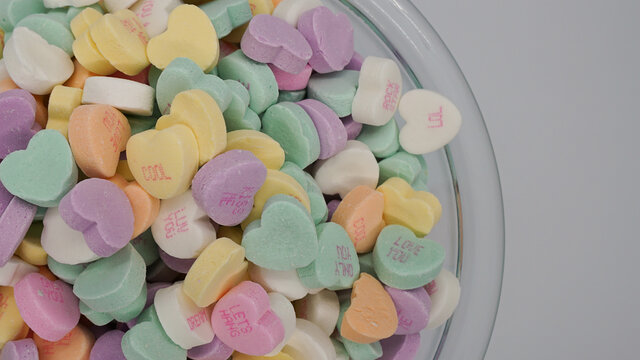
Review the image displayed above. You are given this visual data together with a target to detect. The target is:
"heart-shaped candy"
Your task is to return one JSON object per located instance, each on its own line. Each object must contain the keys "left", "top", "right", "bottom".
{"left": 280, "top": 161, "right": 328, "bottom": 224}
{"left": 58, "top": 178, "right": 134, "bottom": 257}
{"left": 103, "top": 0, "right": 138, "bottom": 12}
{"left": 0, "top": 257, "right": 37, "bottom": 286}
{"left": 379, "top": 334, "right": 420, "bottom": 360}
{"left": 184, "top": 238, "right": 248, "bottom": 307}
{"left": 356, "top": 119, "right": 400, "bottom": 159}
{"left": 46, "top": 85, "right": 83, "bottom": 140}
{"left": 147, "top": 4, "right": 219, "bottom": 72}
{"left": 14, "top": 272, "right": 80, "bottom": 341}
{"left": 346, "top": 51, "right": 364, "bottom": 71}
{"left": 297, "top": 223, "right": 359, "bottom": 290}
{"left": 340, "top": 336, "right": 382, "bottom": 359}
{"left": 0, "top": 89, "right": 37, "bottom": 159}
{"left": 241, "top": 14, "right": 312, "bottom": 74}
{"left": 89, "top": 330, "right": 126, "bottom": 360}
{"left": 156, "top": 57, "right": 232, "bottom": 115}
{"left": 108, "top": 175, "right": 160, "bottom": 239}
{"left": 266, "top": 292, "right": 297, "bottom": 356}
{"left": 127, "top": 124, "right": 199, "bottom": 199}
{"left": 82, "top": 76, "right": 155, "bottom": 116}
{"left": 249, "top": 264, "right": 309, "bottom": 302}
{"left": 376, "top": 177, "right": 442, "bottom": 237}
{"left": 156, "top": 89, "right": 227, "bottom": 166}
{"left": 0, "top": 338, "right": 38, "bottom": 360}
{"left": 131, "top": 0, "right": 182, "bottom": 37}
{"left": 242, "top": 194, "right": 318, "bottom": 271}
{"left": 223, "top": 79, "right": 254, "bottom": 131}
{"left": 68, "top": 105, "right": 131, "bottom": 179}
{"left": 313, "top": 140, "right": 379, "bottom": 198}
{"left": 15, "top": 13, "right": 75, "bottom": 56}
{"left": 373, "top": 225, "right": 444, "bottom": 289}
{"left": 272, "top": 0, "right": 323, "bottom": 27}
{"left": 425, "top": 269, "right": 460, "bottom": 330}
{"left": 298, "top": 6, "right": 354, "bottom": 73}
{"left": 293, "top": 290, "right": 340, "bottom": 336}
{"left": 0, "top": 0, "right": 46, "bottom": 32}
{"left": 341, "top": 115, "right": 363, "bottom": 140}
{"left": 44, "top": 0, "right": 100, "bottom": 8}
{"left": 281, "top": 318, "right": 336, "bottom": 360}
{"left": 211, "top": 281, "right": 285, "bottom": 356}
{"left": 122, "top": 316, "right": 187, "bottom": 360}
{"left": 226, "top": 130, "right": 285, "bottom": 170}
{"left": 378, "top": 151, "right": 423, "bottom": 185}
{"left": 200, "top": 0, "right": 253, "bottom": 39}
{"left": 192, "top": 150, "right": 267, "bottom": 226}
{"left": 0, "top": 129, "right": 78, "bottom": 208}
{"left": 41, "top": 207, "right": 100, "bottom": 265}
{"left": 307, "top": 70, "right": 359, "bottom": 117}
{"left": 0, "top": 181, "right": 37, "bottom": 266}
{"left": 278, "top": 89, "right": 306, "bottom": 103}
{"left": 385, "top": 286, "right": 431, "bottom": 335}
{"left": 187, "top": 336, "right": 234, "bottom": 360}
{"left": 352, "top": 56, "right": 402, "bottom": 126}
{"left": 32, "top": 325, "right": 95, "bottom": 359}
{"left": 399, "top": 89, "right": 462, "bottom": 154}
{"left": 297, "top": 99, "right": 348, "bottom": 160}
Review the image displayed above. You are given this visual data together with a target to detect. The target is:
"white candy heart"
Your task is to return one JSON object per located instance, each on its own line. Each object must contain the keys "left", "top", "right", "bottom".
{"left": 313, "top": 140, "right": 379, "bottom": 198}
{"left": 43, "top": 0, "right": 100, "bottom": 8}
{"left": 266, "top": 292, "right": 297, "bottom": 356}
{"left": 0, "top": 59, "right": 10, "bottom": 82}
{"left": 293, "top": 290, "right": 339, "bottom": 336}
{"left": 249, "top": 264, "right": 309, "bottom": 301}
{"left": 41, "top": 207, "right": 100, "bottom": 265}
{"left": 425, "top": 269, "right": 461, "bottom": 329}
{"left": 351, "top": 56, "right": 402, "bottom": 126}
{"left": 4, "top": 27, "right": 74, "bottom": 95}
{"left": 0, "top": 257, "right": 38, "bottom": 286}
{"left": 151, "top": 190, "right": 217, "bottom": 259}
{"left": 104, "top": 0, "right": 138, "bottom": 12}
{"left": 155, "top": 282, "right": 215, "bottom": 349}
{"left": 272, "top": 0, "right": 323, "bottom": 27}
{"left": 399, "top": 89, "right": 462, "bottom": 155}
{"left": 131, "top": 0, "right": 182, "bottom": 38}
{"left": 282, "top": 319, "right": 336, "bottom": 360}
{"left": 82, "top": 76, "right": 155, "bottom": 116}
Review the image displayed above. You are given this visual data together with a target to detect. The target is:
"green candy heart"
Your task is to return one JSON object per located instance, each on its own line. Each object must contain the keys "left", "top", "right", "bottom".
{"left": 278, "top": 90, "right": 306, "bottom": 103}
{"left": 412, "top": 171, "right": 429, "bottom": 192}
{"left": 332, "top": 338, "right": 350, "bottom": 360}
{"left": 372, "top": 225, "right": 445, "bottom": 290}
{"left": 109, "top": 283, "right": 147, "bottom": 322}
{"left": 130, "top": 229, "right": 159, "bottom": 266}
{"left": 0, "top": 129, "right": 78, "bottom": 207}
{"left": 262, "top": 102, "right": 320, "bottom": 169}
{"left": 242, "top": 194, "right": 318, "bottom": 271}
{"left": 200, "top": 0, "right": 252, "bottom": 38}
{"left": 148, "top": 66, "right": 162, "bottom": 89}
{"left": 127, "top": 115, "right": 158, "bottom": 136}
{"left": 307, "top": 70, "right": 360, "bottom": 117}
{"left": 47, "top": 256, "right": 84, "bottom": 285}
{"left": 47, "top": 4, "right": 103, "bottom": 26}
{"left": 357, "top": 119, "right": 400, "bottom": 159}
{"left": 14, "top": 14, "right": 74, "bottom": 55}
{"left": 297, "top": 222, "right": 359, "bottom": 290}
{"left": 73, "top": 244, "right": 146, "bottom": 312}
{"left": 137, "top": 304, "right": 160, "bottom": 325}
{"left": 217, "top": 50, "right": 278, "bottom": 114}
{"left": 357, "top": 252, "right": 377, "bottom": 278}
{"left": 378, "top": 151, "right": 423, "bottom": 185}
{"left": 208, "top": 66, "right": 218, "bottom": 76}
{"left": 0, "top": 0, "right": 46, "bottom": 32}
{"left": 156, "top": 57, "right": 232, "bottom": 115}
{"left": 80, "top": 301, "right": 114, "bottom": 326}
{"left": 280, "top": 161, "right": 327, "bottom": 224}
{"left": 122, "top": 317, "right": 187, "bottom": 360}
{"left": 341, "top": 336, "right": 382, "bottom": 360}
{"left": 223, "top": 79, "right": 253, "bottom": 131}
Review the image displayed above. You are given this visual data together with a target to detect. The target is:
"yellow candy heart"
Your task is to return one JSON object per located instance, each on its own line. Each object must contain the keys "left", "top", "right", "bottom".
{"left": 0, "top": 287, "right": 29, "bottom": 348}
{"left": 72, "top": 30, "right": 117, "bottom": 75}
{"left": 223, "top": 0, "right": 274, "bottom": 43}
{"left": 147, "top": 4, "right": 219, "bottom": 71}
{"left": 226, "top": 130, "right": 285, "bottom": 170}
{"left": 156, "top": 89, "right": 226, "bottom": 166}
{"left": 70, "top": 7, "right": 103, "bottom": 38}
{"left": 241, "top": 169, "right": 311, "bottom": 229}
{"left": 90, "top": 9, "right": 150, "bottom": 76}
{"left": 183, "top": 237, "right": 249, "bottom": 307}
{"left": 376, "top": 177, "right": 442, "bottom": 237}
{"left": 116, "top": 159, "right": 135, "bottom": 181}
{"left": 46, "top": 85, "right": 83, "bottom": 139}
{"left": 233, "top": 352, "right": 294, "bottom": 360}
{"left": 127, "top": 124, "right": 199, "bottom": 199}
{"left": 15, "top": 223, "right": 47, "bottom": 266}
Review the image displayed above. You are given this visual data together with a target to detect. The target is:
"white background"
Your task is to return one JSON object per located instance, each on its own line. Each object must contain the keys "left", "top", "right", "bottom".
{"left": 411, "top": 1, "right": 640, "bottom": 359}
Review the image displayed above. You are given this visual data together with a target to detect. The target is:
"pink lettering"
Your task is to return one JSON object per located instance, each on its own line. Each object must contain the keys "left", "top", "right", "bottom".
{"left": 428, "top": 106, "right": 444, "bottom": 128}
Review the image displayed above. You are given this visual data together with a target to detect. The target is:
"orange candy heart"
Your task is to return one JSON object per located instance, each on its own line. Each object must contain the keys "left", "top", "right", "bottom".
{"left": 33, "top": 325, "right": 95, "bottom": 360}
{"left": 108, "top": 174, "right": 160, "bottom": 238}
{"left": 331, "top": 186, "right": 385, "bottom": 253}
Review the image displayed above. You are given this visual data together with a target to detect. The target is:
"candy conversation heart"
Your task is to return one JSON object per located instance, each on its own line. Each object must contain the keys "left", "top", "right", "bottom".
{"left": 0, "top": 130, "right": 78, "bottom": 208}
{"left": 398, "top": 89, "right": 462, "bottom": 155}
{"left": 108, "top": 175, "right": 160, "bottom": 239}
{"left": 272, "top": 0, "right": 323, "bottom": 27}
{"left": 90, "top": 330, "right": 126, "bottom": 360}
{"left": 356, "top": 119, "right": 400, "bottom": 159}
{"left": 297, "top": 99, "right": 348, "bottom": 160}
{"left": 378, "top": 151, "right": 423, "bottom": 185}
{"left": 46, "top": 85, "right": 83, "bottom": 139}
{"left": 41, "top": 207, "right": 100, "bottom": 266}
{"left": 379, "top": 334, "right": 421, "bottom": 360}
{"left": 0, "top": 181, "right": 37, "bottom": 267}
{"left": 0, "top": 89, "right": 37, "bottom": 160}
{"left": 122, "top": 317, "right": 187, "bottom": 360}
{"left": 293, "top": 290, "right": 340, "bottom": 336}
{"left": 280, "top": 161, "right": 327, "bottom": 224}
{"left": 1, "top": 338, "right": 39, "bottom": 360}
{"left": 226, "top": 130, "right": 286, "bottom": 170}
{"left": 200, "top": 0, "right": 253, "bottom": 39}
{"left": 131, "top": 0, "right": 182, "bottom": 38}
{"left": 306, "top": 70, "right": 359, "bottom": 117}
{"left": 281, "top": 319, "right": 336, "bottom": 360}
{"left": 82, "top": 76, "right": 155, "bottom": 116}
{"left": 352, "top": 56, "right": 402, "bottom": 126}
{"left": 425, "top": 269, "right": 461, "bottom": 330}
{"left": 187, "top": 336, "right": 234, "bottom": 360}
{"left": 385, "top": 286, "right": 431, "bottom": 335}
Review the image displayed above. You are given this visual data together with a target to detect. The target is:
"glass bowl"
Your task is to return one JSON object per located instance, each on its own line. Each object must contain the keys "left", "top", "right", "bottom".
{"left": 320, "top": 0, "right": 505, "bottom": 358}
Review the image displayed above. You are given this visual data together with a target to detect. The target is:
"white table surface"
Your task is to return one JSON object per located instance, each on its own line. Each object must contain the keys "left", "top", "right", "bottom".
{"left": 412, "top": 1, "right": 640, "bottom": 359}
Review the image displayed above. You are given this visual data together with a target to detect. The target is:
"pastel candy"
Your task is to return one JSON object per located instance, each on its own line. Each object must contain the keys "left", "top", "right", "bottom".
{"left": 108, "top": 175, "right": 160, "bottom": 239}
{"left": 265, "top": 292, "right": 297, "bottom": 356}
{"left": 47, "top": 256, "right": 84, "bottom": 285}
{"left": 0, "top": 0, "right": 46, "bottom": 32}
{"left": 226, "top": 131, "right": 285, "bottom": 170}
{"left": 242, "top": 194, "right": 318, "bottom": 271}
{"left": 293, "top": 290, "right": 340, "bottom": 336}
{"left": 281, "top": 319, "right": 336, "bottom": 360}
{"left": 385, "top": 286, "right": 430, "bottom": 335}
{"left": 0, "top": 287, "right": 29, "bottom": 349}
{"left": 200, "top": 0, "right": 253, "bottom": 38}
{"left": 297, "top": 6, "right": 354, "bottom": 73}
{"left": 346, "top": 52, "right": 364, "bottom": 71}
{"left": 377, "top": 177, "right": 442, "bottom": 237}
{"left": 109, "top": 281, "right": 147, "bottom": 322}
{"left": 41, "top": 207, "right": 100, "bottom": 265}
{"left": 0, "top": 89, "right": 36, "bottom": 159}
{"left": 341, "top": 115, "right": 363, "bottom": 140}
{"left": 69, "top": 7, "right": 103, "bottom": 38}
{"left": 425, "top": 269, "right": 460, "bottom": 329}
{"left": 0, "top": 129, "right": 78, "bottom": 208}
{"left": 378, "top": 151, "right": 423, "bottom": 185}
{"left": 89, "top": 330, "right": 126, "bottom": 360}
{"left": 278, "top": 89, "right": 306, "bottom": 103}
{"left": 222, "top": 0, "right": 274, "bottom": 43}
{"left": 14, "top": 13, "right": 74, "bottom": 56}
{"left": 64, "top": 59, "right": 96, "bottom": 89}
{"left": 58, "top": 178, "right": 134, "bottom": 257}
{"left": 71, "top": 28, "right": 117, "bottom": 76}
{"left": 340, "top": 337, "right": 382, "bottom": 360}
{"left": 17, "top": 225, "right": 45, "bottom": 266}
{"left": 187, "top": 336, "right": 234, "bottom": 360}
{"left": 326, "top": 199, "right": 340, "bottom": 221}
{"left": 332, "top": 338, "right": 349, "bottom": 360}
{"left": 357, "top": 120, "right": 400, "bottom": 159}
{"left": 46, "top": 85, "right": 83, "bottom": 139}
{"left": 297, "top": 99, "right": 348, "bottom": 159}
{"left": 262, "top": 102, "right": 320, "bottom": 169}
{"left": 249, "top": 264, "right": 309, "bottom": 301}
{"left": 352, "top": 57, "right": 402, "bottom": 126}
{"left": 183, "top": 238, "right": 249, "bottom": 307}
{"left": 373, "top": 225, "right": 444, "bottom": 289}
{"left": 151, "top": 189, "right": 216, "bottom": 259}
{"left": 217, "top": 50, "right": 278, "bottom": 114}
{"left": 1, "top": 338, "right": 38, "bottom": 360}
{"left": 307, "top": 70, "right": 359, "bottom": 117}
{"left": 192, "top": 150, "right": 267, "bottom": 226}
{"left": 379, "top": 334, "right": 420, "bottom": 360}
{"left": 398, "top": 89, "right": 462, "bottom": 154}
{"left": 68, "top": 105, "right": 131, "bottom": 178}
{"left": 14, "top": 273, "right": 80, "bottom": 341}
{"left": 297, "top": 222, "right": 359, "bottom": 290}
{"left": 73, "top": 244, "right": 146, "bottom": 312}
{"left": 0, "top": 181, "right": 37, "bottom": 267}
{"left": 82, "top": 77, "right": 155, "bottom": 116}
{"left": 147, "top": 4, "right": 219, "bottom": 72}
{"left": 159, "top": 248, "right": 195, "bottom": 274}
{"left": 127, "top": 115, "right": 157, "bottom": 136}
{"left": 32, "top": 325, "right": 95, "bottom": 360}
{"left": 222, "top": 79, "right": 252, "bottom": 131}
{"left": 272, "top": 0, "right": 323, "bottom": 27}
{"left": 104, "top": 0, "right": 138, "bottom": 12}
{"left": 211, "top": 281, "right": 285, "bottom": 356}
{"left": 233, "top": 352, "right": 294, "bottom": 360}
{"left": 358, "top": 252, "right": 377, "bottom": 278}
{"left": 156, "top": 57, "right": 231, "bottom": 116}
{"left": 80, "top": 301, "right": 113, "bottom": 326}
{"left": 269, "top": 63, "right": 311, "bottom": 91}
{"left": 131, "top": 0, "right": 182, "bottom": 38}
{"left": 122, "top": 316, "right": 187, "bottom": 360}
{"left": 280, "top": 162, "right": 328, "bottom": 224}
{"left": 0, "top": 257, "right": 37, "bottom": 287}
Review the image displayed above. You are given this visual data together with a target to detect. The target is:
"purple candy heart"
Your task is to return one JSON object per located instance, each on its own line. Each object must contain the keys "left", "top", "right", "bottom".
{"left": 1, "top": 338, "right": 38, "bottom": 360}
{"left": 327, "top": 199, "right": 341, "bottom": 221}
{"left": 58, "top": 178, "right": 134, "bottom": 257}
{"left": 241, "top": 14, "right": 312, "bottom": 74}
{"left": 298, "top": 6, "right": 354, "bottom": 73}
{"left": 158, "top": 248, "right": 195, "bottom": 274}
{"left": 346, "top": 51, "right": 364, "bottom": 71}
{"left": 0, "top": 89, "right": 37, "bottom": 159}
{"left": 297, "top": 99, "right": 348, "bottom": 159}
{"left": 187, "top": 336, "right": 234, "bottom": 360}
{"left": 341, "top": 115, "right": 363, "bottom": 140}
{"left": 90, "top": 330, "right": 127, "bottom": 360}
{"left": 380, "top": 334, "right": 421, "bottom": 360}
{"left": 0, "top": 179, "right": 37, "bottom": 266}
{"left": 385, "top": 285, "right": 431, "bottom": 335}
{"left": 192, "top": 150, "right": 267, "bottom": 227}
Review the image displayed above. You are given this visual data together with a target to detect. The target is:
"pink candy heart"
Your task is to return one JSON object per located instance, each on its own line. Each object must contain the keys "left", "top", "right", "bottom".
{"left": 0, "top": 89, "right": 37, "bottom": 159}
{"left": 14, "top": 273, "right": 80, "bottom": 341}
{"left": 298, "top": 6, "right": 354, "bottom": 73}
{"left": 211, "top": 281, "right": 284, "bottom": 356}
